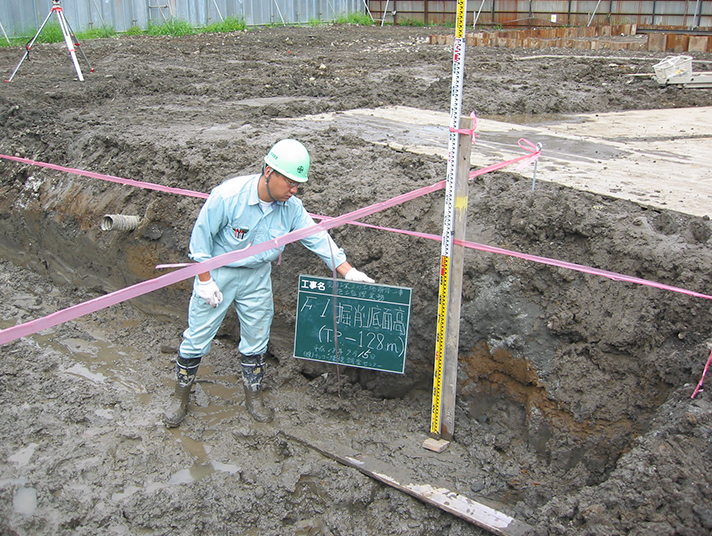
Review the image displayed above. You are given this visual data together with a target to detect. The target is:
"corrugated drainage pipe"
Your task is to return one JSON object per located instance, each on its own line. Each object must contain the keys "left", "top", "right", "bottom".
{"left": 101, "top": 214, "right": 140, "bottom": 231}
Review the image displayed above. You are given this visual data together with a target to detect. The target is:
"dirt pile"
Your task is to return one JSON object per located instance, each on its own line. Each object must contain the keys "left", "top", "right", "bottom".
{"left": 1, "top": 25, "right": 712, "bottom": 535}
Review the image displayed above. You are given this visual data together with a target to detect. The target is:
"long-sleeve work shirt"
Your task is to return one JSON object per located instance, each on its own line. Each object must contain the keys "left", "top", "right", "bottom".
{"left": 188, "top": 174, "right": 347, "bottom": 270}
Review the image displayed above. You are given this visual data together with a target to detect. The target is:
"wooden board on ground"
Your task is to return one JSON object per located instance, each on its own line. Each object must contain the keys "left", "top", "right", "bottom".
{"left": 284, "top": 431, "right": 533, "bottom": 536}
{"left": 280, "top": 105, "right": 712, "bottom": 219}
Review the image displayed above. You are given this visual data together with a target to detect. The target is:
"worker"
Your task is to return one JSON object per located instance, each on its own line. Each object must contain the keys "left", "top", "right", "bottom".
{"left": 164, "top": 139, "right": 374, "bottom": 427}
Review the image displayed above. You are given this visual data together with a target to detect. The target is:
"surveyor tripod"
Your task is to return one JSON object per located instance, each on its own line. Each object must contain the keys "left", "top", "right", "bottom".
{"left": 6, "top": 0, "right": 94, "bottom": 83}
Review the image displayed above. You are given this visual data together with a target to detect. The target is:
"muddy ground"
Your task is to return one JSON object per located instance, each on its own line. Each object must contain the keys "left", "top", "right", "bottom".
{"left": 1, "top": 24, "right": 712, "bottom": 535}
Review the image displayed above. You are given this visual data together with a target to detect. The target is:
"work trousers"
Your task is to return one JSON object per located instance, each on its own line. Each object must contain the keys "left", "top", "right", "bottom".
{"left": 179, "top": 263, "right": 273, "bottom": 359}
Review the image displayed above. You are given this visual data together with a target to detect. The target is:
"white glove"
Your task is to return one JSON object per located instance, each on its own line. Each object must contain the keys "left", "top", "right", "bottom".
{"left": 196, "top": 278, "right": 223, "bottom": 308}
{"left": 344, "top": 267, "right": 375, "bottom": 283}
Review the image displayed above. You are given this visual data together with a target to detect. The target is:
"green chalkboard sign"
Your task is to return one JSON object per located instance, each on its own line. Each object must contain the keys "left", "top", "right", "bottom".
{"left": 294, "top": 275, "right": 412, "bottom": 374}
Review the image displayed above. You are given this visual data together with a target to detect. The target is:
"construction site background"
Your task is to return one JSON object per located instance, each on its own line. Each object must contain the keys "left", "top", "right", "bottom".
{"left": 1, "top": 1, "right": 711, "bottom": 38}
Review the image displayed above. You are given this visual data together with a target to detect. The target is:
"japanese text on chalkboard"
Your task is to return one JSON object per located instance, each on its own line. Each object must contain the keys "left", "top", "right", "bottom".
{"left": 294, "top": 275, "right": 412, "bottom": 374}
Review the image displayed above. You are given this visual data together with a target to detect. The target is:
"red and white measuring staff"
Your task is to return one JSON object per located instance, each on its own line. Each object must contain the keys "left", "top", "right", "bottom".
{"left": 431, "top": 0, "right": 470, "bottom": 438}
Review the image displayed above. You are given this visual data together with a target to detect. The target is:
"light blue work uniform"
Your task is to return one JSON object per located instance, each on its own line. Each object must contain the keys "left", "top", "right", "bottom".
{"left": 179, "top": 173, "right": 347, "bottom": 359}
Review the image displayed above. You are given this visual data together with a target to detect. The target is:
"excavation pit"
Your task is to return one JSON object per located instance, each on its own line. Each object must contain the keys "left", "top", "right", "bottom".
{"left": 1, "top": 25, "right": 712, "bottom": 536}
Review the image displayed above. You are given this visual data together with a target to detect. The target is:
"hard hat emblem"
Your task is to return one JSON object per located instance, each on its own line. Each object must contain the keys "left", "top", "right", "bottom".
{"left": 297, "top": 166, "right": 304, "bottom": 174}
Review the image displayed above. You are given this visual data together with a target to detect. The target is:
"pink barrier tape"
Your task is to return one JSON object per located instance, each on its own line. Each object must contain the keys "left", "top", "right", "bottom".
{"left": 307, "top": 145, "right": 542, "bottom": 224}
{"left": 691, "top": 348, "right": 712, "bottom": 399}
{"left": 2, "top": 143, "right": 539, "bottom": 345}
{"left": 515, "top": 138, "right": 541, "bottom": 170}
{"left": 455, "top": 239, "right": 712, "bottom": 300}
{"left": 0, "top": 143, "right": 537, "bottom": 347}
{"left": 4, "top": 143, "right": 709, "bottom": 393}
{"left": 0, "top": 174, "right": 459, "bottom": 346}
{"left": 0, "top": 154, "right": 209, "bottom": 199}
{"left": 315, "top": 217, "right": 712, "bottom": 395}
{"left": 449, "top": 111, "right": 478, "bottom": 143}
{"left": 313, "top": 219, "right": 712, "bottom": 301}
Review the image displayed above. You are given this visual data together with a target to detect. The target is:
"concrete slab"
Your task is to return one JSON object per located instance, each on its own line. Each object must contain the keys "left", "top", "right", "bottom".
{"left": 280, "top": 105, "right": 712, "bottom": 218}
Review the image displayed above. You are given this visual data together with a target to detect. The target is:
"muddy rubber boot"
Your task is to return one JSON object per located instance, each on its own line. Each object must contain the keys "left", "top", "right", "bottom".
{"left": 163, "top": 357, "right": 200, "bottom": 428}
{"left": 241, "top": 354, "right": 274, "bottom": 423}
{"left": 164, "top": 381, "right": 193, "bottom": 428}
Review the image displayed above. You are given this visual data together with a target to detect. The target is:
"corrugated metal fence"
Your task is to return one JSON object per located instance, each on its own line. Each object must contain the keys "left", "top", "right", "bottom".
{"left": 370, "top": 1, "right": 711, "bottom": 29}
{"left": 1, "top": 1, "right": 709, "bottom": 38}
{"left": 0, "top": 0, "right": 366, "bottom": 37}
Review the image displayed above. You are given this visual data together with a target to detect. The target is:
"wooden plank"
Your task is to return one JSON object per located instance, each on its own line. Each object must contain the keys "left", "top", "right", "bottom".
{"left": 422, "top": 437, "right": 450, "bottom": 452}
{"left": 438, "top": 115, "right": 473, "bottom": 441}
{"left": 285, "top": 432, "right": 534, "bottom": 536}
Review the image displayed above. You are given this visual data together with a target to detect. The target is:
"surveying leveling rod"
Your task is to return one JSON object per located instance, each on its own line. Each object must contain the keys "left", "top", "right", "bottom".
{"left": 6, "top": 0, "right": 94, "bottom": 83}
{"left": 430, "top": 0, "right": 469, "bottom": 442}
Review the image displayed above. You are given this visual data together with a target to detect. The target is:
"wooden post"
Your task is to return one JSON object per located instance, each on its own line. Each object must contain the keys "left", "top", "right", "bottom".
{"left": 429, "top": 0, "right": 469, "bottom": 448}
{"left": 439, "top": 114, "right": 473, "bottom": 442}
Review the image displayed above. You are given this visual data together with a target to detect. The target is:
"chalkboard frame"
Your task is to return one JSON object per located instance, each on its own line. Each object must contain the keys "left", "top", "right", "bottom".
{"left": 293, "top": 275, "right": 412, "bottom": 374}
